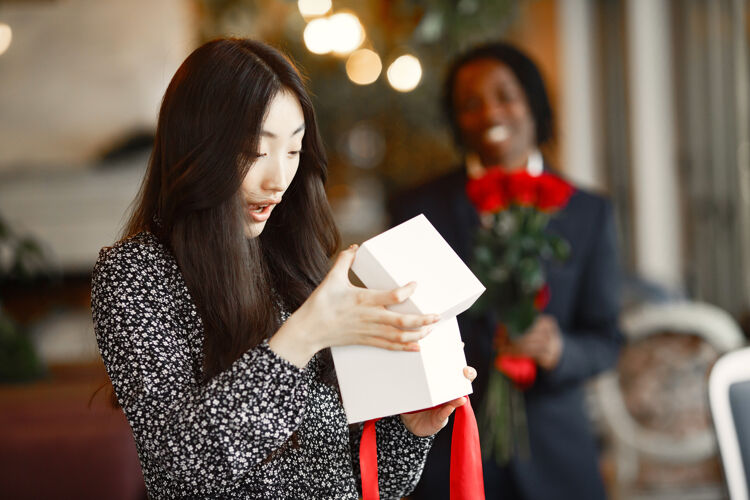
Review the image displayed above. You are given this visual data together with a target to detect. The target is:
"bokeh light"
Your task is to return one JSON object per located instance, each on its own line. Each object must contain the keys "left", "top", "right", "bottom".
{"left": 303, "top": 17, "right": 332, "bottom": 54}
{"left": 386, "top": 54, "right": 422, "bottom": 92}
{"left": 0, "top": 23, "right": 12, "bottom": 56}
{"left": 297, "top": 0, "right": 332, "bottom": 18}
{"left": 341, "top": 121, "right": 386, "bottom": 169}
{"left": 345, "top": 49, "right": 382, "bottom": 85}
{"left": 328, "top": 12, "right": 364, "bottom": 55}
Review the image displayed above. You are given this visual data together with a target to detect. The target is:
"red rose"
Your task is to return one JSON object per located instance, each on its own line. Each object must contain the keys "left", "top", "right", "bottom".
{"left": 505, "top": 170, "right": 538, "bottom": 206}
{"left": 533, "top": 284, "right": 550, "bottom": 311}
{"left": 466, "top": 168, "right": 507, "bottom": 213}
{"left": 536, "top": 173, "right": 574, "bottom": 211}
{"left": 495, "top": 354, "right": 537, "bottom": 390}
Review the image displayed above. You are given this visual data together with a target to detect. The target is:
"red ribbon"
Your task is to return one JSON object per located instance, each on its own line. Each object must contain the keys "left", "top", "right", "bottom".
{"left": 360, "top": 418, "right": 382, "bottom": 500}
{"left": 359, "top": 399, "right": 485, "bottom": 500}
{"left": 495, "top": 354, "right": 537, "bottom": 390}
{"left": 451, "top": 399, "right": 485, "bottom": 500}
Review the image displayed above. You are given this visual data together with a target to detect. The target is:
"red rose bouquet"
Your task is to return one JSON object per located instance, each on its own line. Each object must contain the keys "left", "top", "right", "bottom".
{"left": 466, "top": 167, "right": 573, "bottom": 465}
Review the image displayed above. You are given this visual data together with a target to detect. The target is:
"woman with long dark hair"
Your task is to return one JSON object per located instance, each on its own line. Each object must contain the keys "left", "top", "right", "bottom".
{"left": 92, "top": 38, "right": 474, "bottom": 499}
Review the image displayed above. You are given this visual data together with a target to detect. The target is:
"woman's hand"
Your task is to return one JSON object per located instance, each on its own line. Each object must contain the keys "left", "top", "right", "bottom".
{"left": 269, "top": 245, "right": 441, "bottom": 367}
{"left": 400, "top": 366, "right": 477, "bottom": 437}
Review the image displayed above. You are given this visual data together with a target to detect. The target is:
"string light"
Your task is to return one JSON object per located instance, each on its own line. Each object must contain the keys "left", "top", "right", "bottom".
{"left": 303, "top": 17, "right": 333, "bottom": 54}
{"left": 298, "top": 0, "right": 332, "bottom": 18}
{"left": 0, "top": 23, "right": 12, "bottom": 56}
{"left": 328, "top": 12, "right": 364, "bottom": 55}
{"left": 386, "top": 54, "right": 422, "bottom": 92}
{"left": 345, "top": 48, "right": 381, "bottom": 85}
{"left": 300, "top": 7, "right": 419, "bottom": 94}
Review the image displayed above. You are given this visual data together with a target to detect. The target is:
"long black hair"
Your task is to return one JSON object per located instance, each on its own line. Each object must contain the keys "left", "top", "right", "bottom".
{"left": 124, "top": 38, "right": 340, "bottom": 380}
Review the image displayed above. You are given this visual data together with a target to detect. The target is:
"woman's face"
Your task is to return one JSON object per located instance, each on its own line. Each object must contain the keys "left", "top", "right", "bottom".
{"left": 452, "top": 58, "right": 536, "bottom": 170}
{"left": 241, "top": 90, "right": 305, "bottom": 238}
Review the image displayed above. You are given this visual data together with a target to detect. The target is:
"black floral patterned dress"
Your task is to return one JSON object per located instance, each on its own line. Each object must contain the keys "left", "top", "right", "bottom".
{"left": 91, "top": 232, "right": 432, "bottom": 499}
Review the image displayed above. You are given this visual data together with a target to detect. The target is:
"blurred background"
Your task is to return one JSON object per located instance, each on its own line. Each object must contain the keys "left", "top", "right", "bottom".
{"left": 0, "top": 0, "right": 749, "bottom": 499}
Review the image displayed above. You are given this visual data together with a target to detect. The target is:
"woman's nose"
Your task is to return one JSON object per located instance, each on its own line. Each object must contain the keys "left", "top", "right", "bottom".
{"left": 261, "top": 159, "right": 289, "bottom": 192}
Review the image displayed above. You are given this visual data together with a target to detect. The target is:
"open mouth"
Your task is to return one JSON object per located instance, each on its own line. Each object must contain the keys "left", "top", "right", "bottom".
{"left": 483, "top": 124, "right": 510, "bottom": 143}
{"left": 246, "top": 200, "right": 279, "bottom": 222}
{"left": 249, "top": 203, "right": 270, "bottom": 213}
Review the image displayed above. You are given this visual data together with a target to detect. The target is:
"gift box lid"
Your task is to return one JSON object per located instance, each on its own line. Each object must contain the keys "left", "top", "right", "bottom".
{"left": 351, "top": 214, "right": 485, "bottom": 319}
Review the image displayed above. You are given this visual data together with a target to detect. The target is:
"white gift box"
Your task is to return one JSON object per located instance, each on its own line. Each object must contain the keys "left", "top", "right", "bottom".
{"left": 348, "top": 214, "right": 485, "bottom": 320}
{"left": 331, "top": 214, "right": 486, "bottom": 423}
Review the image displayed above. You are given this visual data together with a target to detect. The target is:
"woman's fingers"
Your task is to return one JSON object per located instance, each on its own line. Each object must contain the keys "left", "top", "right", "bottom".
{"left": 317, "top": 257, "right": 448, "bottom": 351}
{"left": 463, "top": 366, "right": 477, "bottom": 382}
{"left": 357, "top": 324, "right": 431, "bottom": 345}
{"left": 435, "top": 396, "right": 468, "bottom": 423}
{"left": 359, "top": 282, "right": 418, "bottom": 306}
{"left": 364, "top": 336, "right": 421, "bottom": 352}
{"left": 352, "top": 322, "right": 437, "bottom": 350}
{"left": 350, "top": 285, "right": 440, "bottom": 347}
{"left": 329, "top": 244, "right": 359, "bottom": 278}
{"left": 369, "top": 309, "right": 441, "bottom": 330}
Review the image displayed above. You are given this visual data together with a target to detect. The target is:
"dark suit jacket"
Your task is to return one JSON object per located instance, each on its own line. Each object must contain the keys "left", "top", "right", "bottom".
{"left": 388, "top": 168, "right": 623, "bottom": 500}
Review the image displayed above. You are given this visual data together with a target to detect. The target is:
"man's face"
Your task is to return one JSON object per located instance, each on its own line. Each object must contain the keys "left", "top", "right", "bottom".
{"left": 453, "top": 58, "right": 536, "bottom": 170}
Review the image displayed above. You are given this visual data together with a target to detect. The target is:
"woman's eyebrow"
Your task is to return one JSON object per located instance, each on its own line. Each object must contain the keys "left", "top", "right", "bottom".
{"left": 261, "top": 123, "right": 306, "bottom": 138}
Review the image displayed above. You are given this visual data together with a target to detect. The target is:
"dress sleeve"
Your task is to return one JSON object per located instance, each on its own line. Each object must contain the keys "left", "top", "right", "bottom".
{"left": 348, "top": 416, "right": 433, "bottom": 500}
{"left": 537, "top": 198, "right": 624, "bottom": 389}
{"left": 91, "top": 243, "right": 310, "bottom": 494}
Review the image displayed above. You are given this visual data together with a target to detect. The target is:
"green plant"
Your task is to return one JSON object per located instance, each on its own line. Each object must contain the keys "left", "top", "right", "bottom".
{"left": 0, "top": 215, "right": 48, "bottom": 383}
